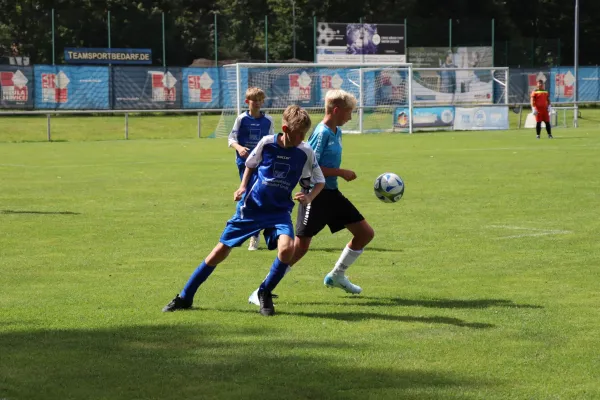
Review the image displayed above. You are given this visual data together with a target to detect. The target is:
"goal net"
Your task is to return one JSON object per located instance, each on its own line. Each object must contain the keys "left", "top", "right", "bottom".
{"left": 215, "top": 63, "right": 414, "bottom": 137}
{"left": 215, "top": 64, "right": 509, "bottom": 136}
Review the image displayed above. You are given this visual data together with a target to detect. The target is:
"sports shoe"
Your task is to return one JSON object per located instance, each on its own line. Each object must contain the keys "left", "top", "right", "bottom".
{"left": 248, "top": 235, "right": 259, "bottom": 251}
{"left": 548, "top": 134, "right": 554, "bottom": 139}
{"left": 257, "top": 290, "right": 275, "bottom": 316}
{"left": 248, "top": 288, "right": 278, "bottom": 306}
{"left": 536, "top": 135, "right": 540, "bottom": 139}
{"left": 324, "top": 273, "right": 362, "bottom": 294}
{"left": 162, "top": 294, "right": 192, "bottom": 312}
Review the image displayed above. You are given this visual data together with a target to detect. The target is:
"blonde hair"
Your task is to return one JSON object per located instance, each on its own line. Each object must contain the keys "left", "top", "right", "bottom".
{"left": 245, "top": 87, "right": 266, "bottom": 101}
{"left": 325, "top": 89, "right": 357, "bottom": 112}
{"left": 282, "top": 105, "right": 312, "bottom": 134}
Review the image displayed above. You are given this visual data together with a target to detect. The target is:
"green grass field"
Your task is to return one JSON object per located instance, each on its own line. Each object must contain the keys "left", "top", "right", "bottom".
{"left": 1, "top": 117, "right": 600, "bottom": 399}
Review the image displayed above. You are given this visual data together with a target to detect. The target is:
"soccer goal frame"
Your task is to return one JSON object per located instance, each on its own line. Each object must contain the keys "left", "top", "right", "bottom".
{"left": 222, "top": 62, "right": 415, "bottom": 134}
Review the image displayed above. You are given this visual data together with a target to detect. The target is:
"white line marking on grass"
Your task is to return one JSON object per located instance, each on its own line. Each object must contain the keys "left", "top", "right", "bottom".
{"left": 487, "top": 225, "right": 572, "bottom": 239}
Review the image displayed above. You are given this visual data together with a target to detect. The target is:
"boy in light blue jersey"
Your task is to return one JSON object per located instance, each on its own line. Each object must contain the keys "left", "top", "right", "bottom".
{"left": 248, "top": 89, "right": 375, "bottom": 305}
{"left": 228, "top": 87, "right": 275, "bottom": 250}
{"left": 164, "top": 105, "right": 325, "bottom": 316}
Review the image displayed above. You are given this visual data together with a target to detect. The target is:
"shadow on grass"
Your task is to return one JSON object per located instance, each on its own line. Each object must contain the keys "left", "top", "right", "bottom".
{"left": 311, "top": 247, "right": 404, "bottom": 253}
{"left": 217, "top": 308, "right": 493, "bottom": 329}
{"left": 289, "top": 297, "right": 543, "bottom": 310}
{"left": 278, "top": 311, "right": 494, "bottom": 329}
{"left": 1, "top": 209, "right": 80, "bottom": 215}
{"left": 0, "top": 324, "right": 485, "bottom": 400}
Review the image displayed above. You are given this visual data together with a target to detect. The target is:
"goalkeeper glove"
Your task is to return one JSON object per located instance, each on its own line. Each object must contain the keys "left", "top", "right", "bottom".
{"left": 532, "top": 108, "right": 538, "bottom": 116}
{"left": 547, "top": 105, "right": 553, "bottom": 113}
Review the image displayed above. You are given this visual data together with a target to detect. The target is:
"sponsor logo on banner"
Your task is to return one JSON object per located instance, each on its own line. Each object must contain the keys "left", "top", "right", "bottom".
{"left": 41, "top": 71, "right": 70, "bottom": 103}
{"left": 188, "top": 72, "right": 213, "bottom": 103}
{"left": 321, "top": 73, "right": 343, "bottom": 95}
{"left": 474, "top": 109, "right": 487, "bottom": 127}
{"left": 149, "top": 71, "right": 177, "bottom": 102}
{"left": 0, "top": 70, "right": 29, "bottom": 102}
{"left": 381, "top": 70, "right": 404, "bottom": 100}
{"left": 555, "top": 71, "right": 575, "bottom": 98}
{"left": 289, "top": 71, "right": 311, "bottom": 101}
{"left": 528, "top": 72, "right": 547, "bottom": 94}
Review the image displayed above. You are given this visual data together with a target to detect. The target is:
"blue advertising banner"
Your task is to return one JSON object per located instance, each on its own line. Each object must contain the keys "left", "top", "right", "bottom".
{"left": 318, "top": 69, "right": 360, "bottom": 105}
{"left": 394, "top": 106, "right": 455, "bottom": 131}
{"left": 0, "top": 66, "right": 34, "bottom": 109}
{"left": 247, "top": 67, "right": 318, "bottom": 108}
{"left": 182, "top": 68, "right": 221, "bottom": 109}
{"left": 453, "top": 106, "right": 508, "bottom": 130}
{"left": 34, "top": 65, "right": 109, "bottom": 109}
{"left": 112, "top": 67, "right": 182, "bottom": 110}
{"left": 65, "top": 48, "right": 152, "bottom": 65}
{"left": 550, "top": 66, "right": 600, "bottom": 103}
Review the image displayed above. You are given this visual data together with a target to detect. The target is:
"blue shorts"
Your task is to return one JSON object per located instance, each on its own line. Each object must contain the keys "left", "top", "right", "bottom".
{"left": 219, "top": 213, "right": 294, "bottom": 250}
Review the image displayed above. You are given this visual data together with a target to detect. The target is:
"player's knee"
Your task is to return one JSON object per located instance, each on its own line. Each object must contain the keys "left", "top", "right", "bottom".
{"left": 362, "top": 224, "right": 375, "bottom": 244}
{"left": 278, "top": 244, "right": 295, "bottom": 264}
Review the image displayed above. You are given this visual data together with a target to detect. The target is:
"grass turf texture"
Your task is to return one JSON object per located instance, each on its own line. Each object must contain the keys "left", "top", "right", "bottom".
{"left": 1, "top": 122, "right": 600, "bottom": 399}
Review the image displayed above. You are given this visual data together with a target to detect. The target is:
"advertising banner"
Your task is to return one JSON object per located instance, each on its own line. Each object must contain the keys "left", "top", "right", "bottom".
{"left": 393, "top": 106, "right": 455, "bottom": 131}
{"left": 246, "top": 67, "right": 318, "bottom": 108}
{"left": 409, "top": 47, "right": 494, "bottom": 105}
{"left": 508, "top": 69, "right": 551, "bottom": 104}
{"left": 316, "top": 23, "right": 406, "bottom": 63}
{"left": 112, "top": 67, "right": 182, "bottom": 109}
{"left": 65, "top": 48, "right": 152, "bottom": 65}
{"left": 453, "top": 106, "right": 509, "bottom": 130}
{"left": 34, "top": 65, "right": 109, "bottom": 109}
{"left": 408, "top": 47, "right": 492, "bottom": 68}
{"left": 0, "top": 66, "right": 34, "bottom": 109}
{"left": 182, "top": 68, "right": 221, "bottom": 109}
{"left": 550, "top": 67, "right": 575, "bottom": 102}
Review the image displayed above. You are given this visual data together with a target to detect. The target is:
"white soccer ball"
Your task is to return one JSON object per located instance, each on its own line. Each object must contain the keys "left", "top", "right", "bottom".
{"left": 374, "top": 172, "right": 405, "bottom": 203}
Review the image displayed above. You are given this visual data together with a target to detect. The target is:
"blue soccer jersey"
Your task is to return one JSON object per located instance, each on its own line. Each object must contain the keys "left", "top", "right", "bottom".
{"left": 238, "top": 134, "right": 325, "bottom": 218}
{"left": 307, "top": 122, "right": 342, "bottom": 190}
{"left": 228, "top": 111, "right": 275, "bottom": 169}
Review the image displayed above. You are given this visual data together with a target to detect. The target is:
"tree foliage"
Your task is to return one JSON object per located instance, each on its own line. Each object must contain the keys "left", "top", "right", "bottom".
{"left": 0, "top": 0, "right": 597, "bottom": 66}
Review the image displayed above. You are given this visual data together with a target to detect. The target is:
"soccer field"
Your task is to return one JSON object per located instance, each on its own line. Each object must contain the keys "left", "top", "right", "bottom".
{"left": 1, "top": 124, "right": 600, "bottom": 399}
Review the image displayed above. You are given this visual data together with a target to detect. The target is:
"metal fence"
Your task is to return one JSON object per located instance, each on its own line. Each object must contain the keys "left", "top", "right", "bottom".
{"left": 1, "top": 11, "right": 565, "bottom": 68}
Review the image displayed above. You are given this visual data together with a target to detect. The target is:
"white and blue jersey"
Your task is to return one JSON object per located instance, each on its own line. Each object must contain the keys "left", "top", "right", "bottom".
{"left": 307, "top": 122, "right": 342, "bottom": 190}
{"left": 228, "top": 111, "right": 275, "bottom": 179}
{"left": 220, "top": 134, "right": 325, "bottom": 249}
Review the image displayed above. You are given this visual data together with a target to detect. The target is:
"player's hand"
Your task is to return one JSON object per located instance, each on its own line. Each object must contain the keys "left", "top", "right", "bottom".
{"left": 340, "top": 169, "right": 357, "bottom": 182}
{"left": 234, "top": 187, "right": 246, "bottom": 201}
{"left": 532, "top": 108, "right": 538, "bottom": 116}
{"left": 238, "top": 147, "right": 251, "bottom": 158}
{"left": 293, "top": 192, "right": 311, "bottom": 206}
{"left": 548, "top": 105, "right": 553, "bottom": 113}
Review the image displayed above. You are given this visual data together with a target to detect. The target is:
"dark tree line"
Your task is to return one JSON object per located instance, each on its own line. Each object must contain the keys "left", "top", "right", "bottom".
{"left": 0, "top": 0, "right": 598, "bottom": 66}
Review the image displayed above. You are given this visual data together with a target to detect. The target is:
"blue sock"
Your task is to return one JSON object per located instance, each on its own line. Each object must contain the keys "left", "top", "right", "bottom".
{"left": 259, "top": 257, "right": 289, "bottom": 293}
{"left": 180, "top": 261, "right": 216, "bottom": 301}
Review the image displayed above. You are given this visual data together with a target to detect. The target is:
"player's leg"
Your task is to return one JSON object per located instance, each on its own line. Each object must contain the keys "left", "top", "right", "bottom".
{"left": 162, "top": 243, "right": 231, "bottom": 312}
{"left": 324, "top": 191, "right": 373, "bottom": 294}
{"left": 256, "top": 224, "right": 296, "bottom": 316}
{"left": 248, "top": 193, "right": 328, "bottom": 306}
{"left": 545, "top": 118, "right": 553, "bottom": 138}
{"left": 164, "top": 216, "right": 259, "bottom": 312}
{"left": 535, "top": 121, "right": 542, "bottom": 139}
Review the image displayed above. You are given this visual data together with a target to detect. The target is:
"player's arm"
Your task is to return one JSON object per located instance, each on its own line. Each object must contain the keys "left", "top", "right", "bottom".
{"left": 234, "top": 166, "right": 256, "bottom": 201}
{"left": 294, "top": 148, "right": 326, "bottom": 205}
{"left": 228, "top": 115, "right": 250, "bottom": 157}
{"left": 266, "top": 115, "right": 276, "bottom": 136}
{"left": 530, "top": 92, "right": 536, "bottom": 111}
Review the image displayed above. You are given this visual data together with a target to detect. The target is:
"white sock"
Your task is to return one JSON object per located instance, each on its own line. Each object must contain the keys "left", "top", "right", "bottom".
{"left": 330, "top": 245, "right": 363, "bottom": 275}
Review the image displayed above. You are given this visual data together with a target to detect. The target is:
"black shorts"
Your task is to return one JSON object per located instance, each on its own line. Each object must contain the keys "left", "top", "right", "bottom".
{"left": 295, "top": 189, "right": 364, "bottom": 237}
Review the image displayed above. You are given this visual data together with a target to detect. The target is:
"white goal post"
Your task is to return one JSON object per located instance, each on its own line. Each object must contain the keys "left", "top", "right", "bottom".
{"left": 216, "top": 63, "right": 509, "bottom": 136}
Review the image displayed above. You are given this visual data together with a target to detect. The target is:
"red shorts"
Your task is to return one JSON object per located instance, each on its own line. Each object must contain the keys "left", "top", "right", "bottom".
{"left": 535, "top": 110, "right": 549, "bottom": 123}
